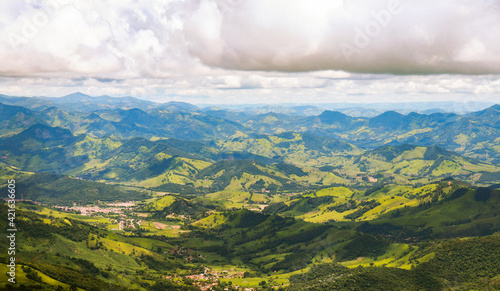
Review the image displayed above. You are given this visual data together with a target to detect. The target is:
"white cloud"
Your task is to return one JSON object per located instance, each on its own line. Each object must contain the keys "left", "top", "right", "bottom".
{"left": 1, "top": 73, "right": 499, "bottom": 105}
{"left": 184, "top": 0, "right": 500, "bottom": 74}
{"left": 0, "top": 0, "right": 499, "bottom": 103}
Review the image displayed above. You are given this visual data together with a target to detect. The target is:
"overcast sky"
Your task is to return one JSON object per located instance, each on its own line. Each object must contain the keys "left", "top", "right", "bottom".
{"left": 0, "top": 0, "right": 499, "bottom": 104}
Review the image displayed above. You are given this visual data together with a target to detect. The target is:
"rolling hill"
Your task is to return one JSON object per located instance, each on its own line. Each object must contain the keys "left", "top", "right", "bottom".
{"left": 0, "top": 95, "right": 499, "bottom": 290}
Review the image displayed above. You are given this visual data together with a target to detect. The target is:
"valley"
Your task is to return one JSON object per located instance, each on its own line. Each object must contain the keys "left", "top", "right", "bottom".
{"left": 0, "top": 94, "right": 499, "bottom": 290}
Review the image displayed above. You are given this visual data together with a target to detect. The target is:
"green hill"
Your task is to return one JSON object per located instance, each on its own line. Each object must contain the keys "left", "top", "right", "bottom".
{"left": 0, "top": 172, "right": 148, "bottom": 205}
{"left": 0, "top": 179, "right": 498, "bottom": 290}
{"left": 0, "top": 204, "right": 192, "bottom": 290}
{"left": 214, "top": 132, "right": 361, "bottom": 167}
{"left": 0, "top": 103, "right": 42, "bottom": 136}
{"left": 289, "top": 234, "right": 500, "bottom": 290}
{"left": 0, "top": 124, "right": 87, "bottom": 173}
{"left": 1, "top": 124, "right": 497, "bottom": 189}
{"left": 360, "top": 184, "right": 500, "bottom": 240}
{"left": 350, "top": 144, "right": 499, "bottom": 183}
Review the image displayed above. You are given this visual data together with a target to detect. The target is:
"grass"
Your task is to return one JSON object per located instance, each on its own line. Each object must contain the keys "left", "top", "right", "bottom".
{"left": 3, "top": 177, "right": 498, "bottom": 290}
{"left": 0, "top": 264, "right": 73, "bottom": 289}
{"left": 139, "top": 220, "right": 188, "bottom": 237}
{"left": 18, "top": 203, "right": 113, "bottom": 226}
{"left": 340, "top": 243, "right": 416, "bottom": 268}
{"left": 359, "top": 196, "right": 417, "bottom": 221}
{"left": 195, "top": 212, "right": 228, "bottom": 228}
{"left": 26, "top": 234, "right": 143, "bottom": 273}
{"left": 313, "top": 186, "right": 354, "bottom": 198}
{"left": 205, "top": 191, "right": 251, "bottom": 208}
{"left": 373, "top": 187, "right": 500, "bottom": 235}
{"left": 280, "top": 184, "right": 447, "bottom": 223}
{"left": 142, "top": 195, "right": 176, "bottom": 211}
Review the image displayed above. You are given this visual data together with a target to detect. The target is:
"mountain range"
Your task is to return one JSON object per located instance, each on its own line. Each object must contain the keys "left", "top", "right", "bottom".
{"left": 1, "top": 95, "right": 499, "bottom": 189}
{"left": 0, "top": 93, "right": 499, "bottom": 290}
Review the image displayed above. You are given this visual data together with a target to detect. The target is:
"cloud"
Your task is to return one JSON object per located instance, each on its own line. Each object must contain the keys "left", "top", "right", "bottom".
{"left": 185, "top": 0, "right": 500, "bottom": 74}
{"left": 1, "top": 73, "right": 498, "bottom": 105}
{"left": 0, "top": 0, "right": 499, "bottom": 104}
{"left": 0, "top": 0, "right": 499, "bottom": 78}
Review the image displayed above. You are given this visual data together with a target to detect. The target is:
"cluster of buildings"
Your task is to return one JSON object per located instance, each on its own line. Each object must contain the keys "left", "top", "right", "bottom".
{"left": 165, "top": 267, "right": 251, "bottom": 291}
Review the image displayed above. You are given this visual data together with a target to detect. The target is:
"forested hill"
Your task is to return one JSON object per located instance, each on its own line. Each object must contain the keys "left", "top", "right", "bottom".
{"left": 0, "top": 97, "right": 499, "bottom": 161}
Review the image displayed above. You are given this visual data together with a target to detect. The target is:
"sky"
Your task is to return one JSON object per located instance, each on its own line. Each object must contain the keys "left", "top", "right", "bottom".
{"left": 0, "top": 0, "right": 499, "bottom": 104}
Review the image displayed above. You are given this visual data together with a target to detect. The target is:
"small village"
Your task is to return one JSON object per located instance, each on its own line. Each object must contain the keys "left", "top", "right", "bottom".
{"left": 165, "top": 266, "right": 253, "bottom": 291}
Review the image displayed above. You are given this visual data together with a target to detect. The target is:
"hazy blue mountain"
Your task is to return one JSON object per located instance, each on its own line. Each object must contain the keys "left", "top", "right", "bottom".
{"left": 0, "top": 94, "right": 54, "bottom": 110}
{"left": 201, "top": 107, "right": 252, "bottom": 123}
{"left": 1, "top": 95, "right": 500, "bottom": 161}
{"left": 0, "top": 124, "right": 86, "bottom": 173}
{"left": 335, "top": 107, "right": 384, "bottom": 117}
{"left": 0, "top": 103, "right": 44, "bottom": 136}
{"left": 40, "top": 92, "right": 159, "bottom": 112}
{"left": 0, "top": 103, "right": 37, "bottom": 121}
{"left": 156, "top": 101, "right": 200, "bottom": 112}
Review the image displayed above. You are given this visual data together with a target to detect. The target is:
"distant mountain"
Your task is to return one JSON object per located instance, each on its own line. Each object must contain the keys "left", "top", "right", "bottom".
{"left": 232, "top": 105, "right": 317, "bottom": 116}
{"left": 368, "top": 111, "right": 406, "bottom": 130}
{"left": 213, "top": 132, "right": 361, "bottom": 167}
{"left": 0, "top": 103, "right": 35, "bottom": 121}
{"left": 77, "top": 137, "right": 289, "bottom": 188}
{"left": 147, "top": 109, "right": 248, "bottom": 140}
{"left": 392, "top": 106, "right": 500, "bottom": 161}
{"left": 203, "top": 101, "right": 495, "bottom": 115}
{"left": 467, "top": 104, "right": 500, "bottom": 126}
{"left": 39, "top": 92, "right": 159, "bottom": 112}
{"left": 202, "top": 109, "right": 250, "bottom": 123}
{"left": 318, "top": 110, "right": 356, "bottom": 127}
{"left": 335, "top": 107, "right": 384, "bottom": 117}
{"left": 317, "top": 101, "right": 494, "bottom": 113}
{"left": 196, "top": 159, "right": 314, "bottom": 193}
{"left": 0, "top": 103, "right": 42, "bottom": 136}
{"left": 157, "top": 101, "right": 199, "bottom": 112}
{"left": 368, "top": 111, "right": 458, "bottom": 131}
{"left": 27, "top": 105, "right": 248, "bottom": 141}
{"left": 363, "top": 144, "right": 463, "bottom": 163}
{"left": 0, "top": 94, "right": 54, "bottom": 110}
{"left": 1, "top": 97, "right": 500, "bottom": 175}
{"left": 43, "top": 92, "right": 97, "bottom": 103}
{"left": 37, "top": 106, "right": 79, "bottom": 130}
{"left": 356, "top": 144, "right": 498, "bottom": 180}
{"left": 72, "top": 136, "right": 217, "bottom": 186}
{"left": 42, "top": 92, "right": 143, "bottom": 104}
{"left": 290, "top": 105, "right": 325, "bottom": 116}
{"left": 2, "top": 123, "right": 75, "bottom": 147}
{"left": 0, "top": 120, "right": 498, "bottom": 192}
{"left": 0, "top": 124, "right": 85, "bottom": 173}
